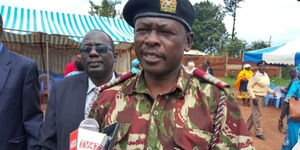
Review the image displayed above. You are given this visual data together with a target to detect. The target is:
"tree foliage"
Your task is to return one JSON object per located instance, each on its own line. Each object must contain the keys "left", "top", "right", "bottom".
{"left": 192, "top": 1, "right": 227, "bottom": 54}
{"left": 223, "top": 0, "right": 244, "bottom": 39}
{"left": 246, "top": 40, "right": 270, "bottom": 51}
{"left": 222, "top": 38, "right": 246, "bottom": 57}
{"left": 89, "top": 0, "right": 121, "bottom": 17}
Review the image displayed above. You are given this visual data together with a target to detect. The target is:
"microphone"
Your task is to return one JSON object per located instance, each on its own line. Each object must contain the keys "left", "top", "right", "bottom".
{"left": 69, "top": 118, "right": 109, "bottom": 150}
{"left": 79, "top": 118, "right": 99, "bottom": 132}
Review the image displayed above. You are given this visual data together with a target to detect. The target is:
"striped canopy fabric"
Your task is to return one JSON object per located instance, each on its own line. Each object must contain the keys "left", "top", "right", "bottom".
{"left": 0, "top": 5, "right": 134, "bottom": 47}
{"left": 243, "top": 38, "right": 300, "bottom": 65}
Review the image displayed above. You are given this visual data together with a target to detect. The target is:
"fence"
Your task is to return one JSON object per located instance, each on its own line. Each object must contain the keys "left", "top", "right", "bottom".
{"left": 182, "top": 56, "right": 281, "bottom": 78}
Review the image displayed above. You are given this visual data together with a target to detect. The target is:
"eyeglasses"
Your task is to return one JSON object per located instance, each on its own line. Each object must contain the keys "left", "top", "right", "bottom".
{"left": 80, "top": 45, "right": 112, "bottom": 54}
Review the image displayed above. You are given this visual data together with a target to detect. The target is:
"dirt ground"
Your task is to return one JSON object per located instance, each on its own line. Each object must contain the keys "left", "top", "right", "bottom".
{"left": 239, "top": 101, "right": 286, "bottom": 150}
{"left": 41, "top": 100, "right": 285, "bottom": 150}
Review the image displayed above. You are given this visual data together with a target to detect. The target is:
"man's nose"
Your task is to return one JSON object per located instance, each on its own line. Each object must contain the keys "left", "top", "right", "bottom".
{"left": 144, "top": 31, "right": 160, "bottom": 46}
{"left": 89, "top": 46, "right": 99, "bottom": 56}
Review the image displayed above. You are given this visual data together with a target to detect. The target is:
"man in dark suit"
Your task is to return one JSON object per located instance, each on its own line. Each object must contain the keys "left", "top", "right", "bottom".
{"left": 40, "top": 29, "right": 119, "bottom": 150}
{"left": 0, "top": 15, "right": 43, "bottom": 150}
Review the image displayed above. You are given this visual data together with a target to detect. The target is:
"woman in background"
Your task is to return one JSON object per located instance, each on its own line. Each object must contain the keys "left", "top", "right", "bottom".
{"left": 278, "top": 80, "right": 300, "bottom": 150}
{"left": 247, "top": 61, "right": 274, "bottom": 140}
{"left": 235, "top": 64, "right": 253, "bottom": 106}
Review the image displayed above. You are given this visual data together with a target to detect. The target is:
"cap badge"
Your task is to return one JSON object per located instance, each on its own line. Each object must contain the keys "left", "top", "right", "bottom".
{"left": 160, "top": 0, "right": 177, "bottom": 13}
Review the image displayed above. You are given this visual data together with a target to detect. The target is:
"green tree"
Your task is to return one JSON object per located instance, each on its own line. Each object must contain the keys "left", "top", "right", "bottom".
{"left": 246, "top": 40, "right": 270, "bottom": 51}
{"left": 223, "top": 0, "right": 244, "bottom": 39}
{"left": 192, "top": 1, "right": 227, "bottom": 54}
{"left": 89, "top": 0, "right": 121, "bottom": 17}
{"left": 222, "top": 38, "right": 246, "bottom": 57}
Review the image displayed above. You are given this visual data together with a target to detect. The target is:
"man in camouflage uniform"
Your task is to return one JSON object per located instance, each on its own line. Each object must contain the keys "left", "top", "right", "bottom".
{"left": 89, "top": 0, "right": 254, "bottom": 149}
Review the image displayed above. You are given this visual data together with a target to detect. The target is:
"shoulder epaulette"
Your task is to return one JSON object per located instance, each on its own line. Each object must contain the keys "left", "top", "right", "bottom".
{"left": 193, "top": 68, "right": 229, "bottom": 89}
{"left": 100, "top": 72, "right": 136, "bottom": 91}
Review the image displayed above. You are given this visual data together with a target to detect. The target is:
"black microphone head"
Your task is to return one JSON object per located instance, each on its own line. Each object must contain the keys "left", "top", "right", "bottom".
{"left": 79, "top": 118, "right": 99, "bottom": 132}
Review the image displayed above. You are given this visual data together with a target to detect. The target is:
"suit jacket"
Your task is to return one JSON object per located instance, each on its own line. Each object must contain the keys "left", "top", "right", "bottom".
{"left": 40, "top": 72, "right": 120, "bottom": 150}
{"left": 0, "top": 46, "right": 43, "bottom": 150}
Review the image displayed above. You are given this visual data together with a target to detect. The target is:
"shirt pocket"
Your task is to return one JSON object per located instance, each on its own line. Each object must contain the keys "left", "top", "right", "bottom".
{"left": 173, "top": 127, "right": 212, "bottom": 150}
{"left": 7, "top": 135, "right": 26, "bottom": 150}
{"left": 8, "top": 135, "right": 25, "bottom": 144}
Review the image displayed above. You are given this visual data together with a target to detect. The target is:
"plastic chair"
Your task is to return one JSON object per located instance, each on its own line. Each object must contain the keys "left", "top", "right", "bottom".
{"left": 265, "top": 94, "right": 275, "bottom": 106}
{"left": 274, "top": 86, "right": 285, "bottom": 108}
{"left": 269, "top": 83, "right": 276, "bottom": 89}
{"left": 275, "top": 97, "right": 284, "bottom": 108}
{"left": 264, "top": 85, "right": 285, "bottom": 108}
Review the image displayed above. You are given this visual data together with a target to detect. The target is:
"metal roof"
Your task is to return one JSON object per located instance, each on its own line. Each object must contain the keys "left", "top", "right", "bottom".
{"left": 0, "top": 5, "right": 134, "bottom": 47}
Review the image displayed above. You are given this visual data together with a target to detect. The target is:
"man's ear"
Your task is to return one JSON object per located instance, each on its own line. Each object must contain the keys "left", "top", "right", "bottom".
{"left": 184, "top": 32, "right": 194, "bottom": 52}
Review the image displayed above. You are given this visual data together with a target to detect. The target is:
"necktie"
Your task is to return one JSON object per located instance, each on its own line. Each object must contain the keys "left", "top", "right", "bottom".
{"left": 85, "top": 87, "right": 100, "bottom": 118}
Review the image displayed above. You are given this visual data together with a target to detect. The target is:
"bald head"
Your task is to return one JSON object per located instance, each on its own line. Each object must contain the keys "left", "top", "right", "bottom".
{"left": 79, "top": 29, "right": 116, "bottom": 85}
{"left": 81, "top": 29, "right": 114, "bottom": 50}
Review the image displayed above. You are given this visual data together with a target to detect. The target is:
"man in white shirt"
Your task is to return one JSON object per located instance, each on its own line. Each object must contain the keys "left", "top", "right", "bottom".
{"left": 39, "top": 29, "right": 119, "bottom": 150}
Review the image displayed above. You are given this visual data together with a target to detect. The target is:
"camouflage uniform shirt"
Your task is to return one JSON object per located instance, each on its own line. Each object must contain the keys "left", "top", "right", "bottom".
{"left": 89, "top": 69, "right": 254, "bottom": 150}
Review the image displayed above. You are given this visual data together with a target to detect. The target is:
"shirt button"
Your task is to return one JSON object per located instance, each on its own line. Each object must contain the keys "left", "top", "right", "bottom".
{"left": 192, "top": 146, "right": 199, "bottom": 150}
{"left": 153, "top": 110, "right": 159, "bottom": 116}
{"left": 146, "top": 146, "right": 152, "bottom": 150}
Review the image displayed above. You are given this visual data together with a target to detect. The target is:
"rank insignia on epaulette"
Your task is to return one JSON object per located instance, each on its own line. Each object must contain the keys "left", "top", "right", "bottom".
{"left": 101, "top": 72, "right": 135, "bottom": 91}
{"left": 193, "top": 68, "right": 229, "bottom": 89}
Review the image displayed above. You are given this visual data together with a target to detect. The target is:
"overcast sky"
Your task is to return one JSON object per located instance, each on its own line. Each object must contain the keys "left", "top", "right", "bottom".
{"left": 1, "top": 0, "right": 300, "bottom": 46}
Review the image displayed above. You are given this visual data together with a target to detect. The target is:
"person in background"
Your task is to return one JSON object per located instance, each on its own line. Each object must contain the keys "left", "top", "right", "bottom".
{"left": 63, "top": 54, "right": 81, "bottom": 77}
{"left": 296, "top": 64, "right": 300, "bottom": 73}
{"left": 39, "top": 29, "right": 119, "bottom": 150}
{"left": 278, "top": 67, "right": 300, "bottom": 150}
{"left": 281, "top": 67, "right": 300, "bottom": 94}
{"left": 278, "top": 80, "right": 300, "bottom": 150}
{"left": 184, "top": 60, "right": 196, "bottom": 74}
{"left": 0, "top": 14, "right": 43, "bottom": 150}
{"left": 131, "top": 58, "right": 141, "bottom": 74}
{"left": 200, "top": 60, "right": 213, "bottom": 75}
{"left": 88, "top": 0, "right": 254, "bottom": 149}
{"left": 235, "top": 64, "right": 253, "bottom": 106}
{"left": 65, "top": 60, "right": 85, "bottom": 77}
{"left": 247, "top": 60, "right": 274, "bottom": 140}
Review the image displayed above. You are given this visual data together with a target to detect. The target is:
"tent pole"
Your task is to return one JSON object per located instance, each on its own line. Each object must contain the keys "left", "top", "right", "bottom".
{"left": 46, "top": 35, "right": 50, "bottom": 99}
{"left": 40, "top": 33, "right": 46, "bottom": 71}
{"left": 279, "top": 67, "right": 282, "bottom": 78}
{"left": 225, "top": 52, "right": 228, "bottom": 77}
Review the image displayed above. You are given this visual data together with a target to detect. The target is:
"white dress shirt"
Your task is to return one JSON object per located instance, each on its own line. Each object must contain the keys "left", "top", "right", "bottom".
{"left": 84, "top": 73, "right": 116, "bottom": 117}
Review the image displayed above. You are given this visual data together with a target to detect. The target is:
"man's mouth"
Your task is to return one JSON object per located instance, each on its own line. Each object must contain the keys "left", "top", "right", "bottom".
{"left": 88, "top": 61, "right": 102, "bottom": 67}
{"left": 142, "top": 53, "right": 162, "bottom": 63}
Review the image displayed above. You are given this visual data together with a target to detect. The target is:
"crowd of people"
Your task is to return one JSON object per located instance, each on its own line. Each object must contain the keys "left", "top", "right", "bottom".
{"left": 1, "top": 0, "right": 300, "bottom": 149}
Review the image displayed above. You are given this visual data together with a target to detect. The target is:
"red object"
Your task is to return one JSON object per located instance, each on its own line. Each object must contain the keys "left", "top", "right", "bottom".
{"left": 69, "top": 128, "right": 107, "bottom": 150}
{"left": 69, "top": 129, "right": 79, "bottom": 150}
{"left": 193, "top": 68, "right": 229, "bottom": 88}
{"left": 64, "top": 61, "right": 78, "bottom": 77}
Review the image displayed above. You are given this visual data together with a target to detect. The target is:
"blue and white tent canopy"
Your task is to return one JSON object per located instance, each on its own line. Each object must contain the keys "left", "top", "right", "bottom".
{"left": 0, "top": 5, "right": 134, "bottom": 46}
{"left": 243, "top": 38, "right": 300, "bottom": 65}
